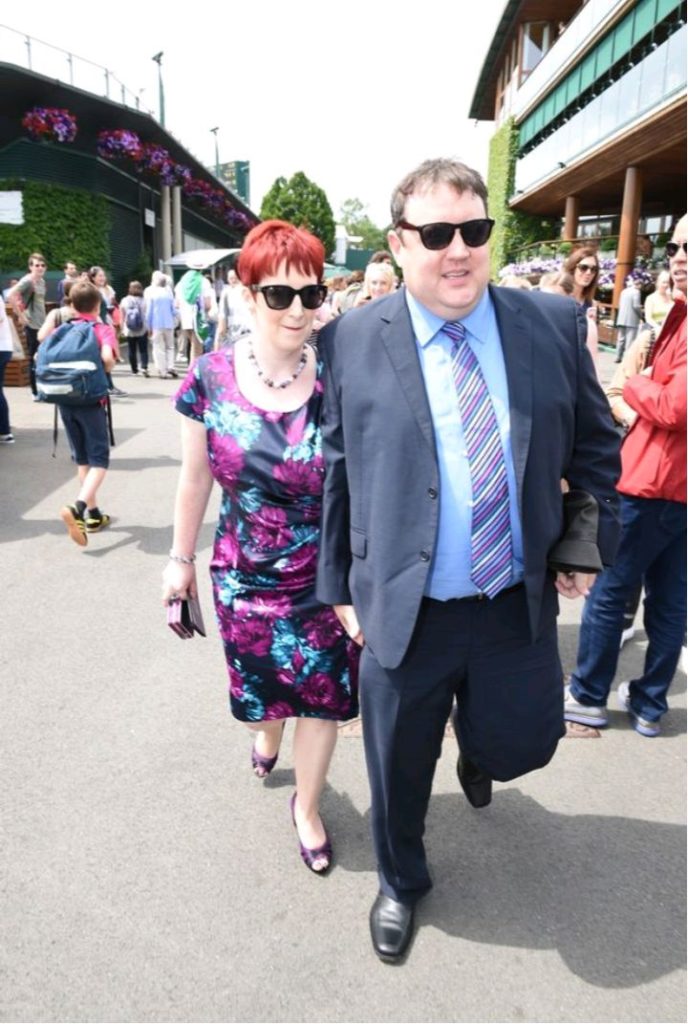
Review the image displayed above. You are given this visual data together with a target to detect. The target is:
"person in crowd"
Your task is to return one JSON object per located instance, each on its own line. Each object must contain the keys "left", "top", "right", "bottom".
{"left": 327, "top": 276, "right": 348, "bottom": 317}
{"left": 6, "top": 252, "right": 47, "bottom": 396}
{"left": 338, "top": 270, "right": 365, "bottom": 313}
{"left": 540, "top": 270, "right": 599, "bottom": 369}
{"left": 565, "top": 217, "right": 686, "bottom": 738}
{"left": 57, "top": 261, "right": 79, "bottom": 304}
{"left": 564, "top": 247, "right": 600, "bottom": 313}
{"left": 316, "top": 157, "right": 621, "bottom": 962}
{"left": 644, "top": 269, "right": 673, "bottom": 335}
{"left": 88, "top": 266, "right": 126, "bottom": 397}
{"left": 214, "top": 267, "right": 253, "bottom": 349}
{"left": 539, "top": 270, "right": 574, "bottom": 295}
{"left": 499, "top": 274, "right": 532, "bottom": 290}
{"left": 120, "top": 281, "right": 149, "bottom": 376}
{"left": 369, "top": 250, "right": 394, "bottom": 265}
{"left": 202, "top": 273, "right": 219, "bottom": 353}
{"left": 353, "top": 262, "right": 397, "bottom": 307}
{"left": 0, "top": 291, "right": 15, "bottom": 444}
{"left": 38, "top": 280, "right": 77, "bottom": 341}
{"left": 54, "top": 281, "right": 116, "bottom": 545}
{"left": 615, "top": 275, "right": 643, "bottom": 363}
{"left": 162, "top": 220, "right": 359, "bottom": 874}
{"left": 145, "top": 271, "right": 178, "bottom": 379}
{"left": 175, "top": 264, "right": 214, "bottom": 362}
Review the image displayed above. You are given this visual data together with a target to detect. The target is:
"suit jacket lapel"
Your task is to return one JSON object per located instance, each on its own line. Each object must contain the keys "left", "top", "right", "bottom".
{"left": 489, "top": 284, "right": 533, "bottom": 513}
{"left": 379, "top": 291, "right": 437, "bottom": 456}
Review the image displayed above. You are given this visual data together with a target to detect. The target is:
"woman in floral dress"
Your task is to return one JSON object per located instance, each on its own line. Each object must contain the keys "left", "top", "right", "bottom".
{"left": 162, "top": 221, "right": 359, "bottom": 874}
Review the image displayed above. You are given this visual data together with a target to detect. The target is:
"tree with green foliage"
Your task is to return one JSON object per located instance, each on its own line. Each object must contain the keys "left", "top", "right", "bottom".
{"left": 487, "top": 118, "right": 558, "bottom": 277}
{"left": 260, "top": 172, "right": 336, "bottom": 258}
{"left": 339, "top": 198, "right": 389, "bottom": 252}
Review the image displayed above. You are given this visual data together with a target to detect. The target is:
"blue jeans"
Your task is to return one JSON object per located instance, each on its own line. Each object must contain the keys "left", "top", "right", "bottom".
{"left": 570, "top": 494, "right": 686, "bottom": 722}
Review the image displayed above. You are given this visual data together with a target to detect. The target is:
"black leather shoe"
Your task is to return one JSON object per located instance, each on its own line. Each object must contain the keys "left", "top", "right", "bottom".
{"left": 457, "top": 753, "right": 492, "bottom": 808}
{"left": 369, "top": 892, "right": 415, "bottom": 963}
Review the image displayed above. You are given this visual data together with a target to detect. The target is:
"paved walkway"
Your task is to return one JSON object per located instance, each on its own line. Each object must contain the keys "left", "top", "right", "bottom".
{"left": 1, "top": 352, "right": 685, "bottom": 1023}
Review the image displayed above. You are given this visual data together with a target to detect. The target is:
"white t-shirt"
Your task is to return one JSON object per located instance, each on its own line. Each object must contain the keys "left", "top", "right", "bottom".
{"left": 0, "top": 296, "right": 14, "bottom": 353}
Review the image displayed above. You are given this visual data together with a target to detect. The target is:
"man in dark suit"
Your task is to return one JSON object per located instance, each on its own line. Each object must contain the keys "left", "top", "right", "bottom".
{"left": 316, "top": 159, "right": 621, "bottom": 963}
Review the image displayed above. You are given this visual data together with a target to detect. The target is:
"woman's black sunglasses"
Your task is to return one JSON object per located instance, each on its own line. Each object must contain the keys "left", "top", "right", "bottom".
{"left": 665, "top": 241, "right": 687, "bottom": 258}
{"left": 251, "top": 283, "right": 327, "bottom": 310}
{"left": 396, "top": 218, "right": 495, "bottom": 251}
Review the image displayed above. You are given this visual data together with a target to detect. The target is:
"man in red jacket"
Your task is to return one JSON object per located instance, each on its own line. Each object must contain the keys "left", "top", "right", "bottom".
{"left": 565, "top": 214, "right": 687, "bottom": 737}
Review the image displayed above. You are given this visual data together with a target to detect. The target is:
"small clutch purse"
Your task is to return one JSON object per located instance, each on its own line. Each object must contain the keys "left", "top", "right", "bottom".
{"left": 167, "top": 595, "right": 206, "bottom": 639}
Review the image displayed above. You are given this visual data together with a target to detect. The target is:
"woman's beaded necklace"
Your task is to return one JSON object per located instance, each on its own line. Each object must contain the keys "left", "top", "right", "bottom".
{"left": 247, "top": 339, "right": 308, "bottom": 389}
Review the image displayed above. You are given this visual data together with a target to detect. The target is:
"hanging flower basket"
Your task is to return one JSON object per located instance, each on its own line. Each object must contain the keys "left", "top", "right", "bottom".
{"left": 22, "top": 107, "right": 77, "bottom": 143}
{"left": 97, "top": 129, "right": 144, "bottom": 162}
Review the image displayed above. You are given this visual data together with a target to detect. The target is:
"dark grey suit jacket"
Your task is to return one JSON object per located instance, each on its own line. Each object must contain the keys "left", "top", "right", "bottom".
{"left": 315, "top": 285, "right": 621, "bottom": 669}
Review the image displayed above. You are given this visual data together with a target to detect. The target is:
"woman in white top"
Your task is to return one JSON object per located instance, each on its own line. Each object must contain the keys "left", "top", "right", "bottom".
{"left": 644, "top": 270, "right": 673, "bottom": 334}
{"left": 0, "top": 294, "right": 15, "bottom": 442}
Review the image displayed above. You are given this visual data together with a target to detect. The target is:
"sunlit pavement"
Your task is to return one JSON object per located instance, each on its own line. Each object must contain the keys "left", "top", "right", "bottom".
{"left": 1, "top": 347, "right": 684, "bottom": 1024}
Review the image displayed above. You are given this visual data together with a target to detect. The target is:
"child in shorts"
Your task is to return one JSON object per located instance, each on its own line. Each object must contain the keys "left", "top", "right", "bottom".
{"left": 53, "top": 281, "right": 116, "bottom": 546}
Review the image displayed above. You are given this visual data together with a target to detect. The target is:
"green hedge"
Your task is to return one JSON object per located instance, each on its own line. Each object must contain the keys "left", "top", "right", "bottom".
{"left": 487, "top": 119, "right": 558, "bottom": 277}
{"left": 0, "top": 179, "right": 110, "bottom": 270}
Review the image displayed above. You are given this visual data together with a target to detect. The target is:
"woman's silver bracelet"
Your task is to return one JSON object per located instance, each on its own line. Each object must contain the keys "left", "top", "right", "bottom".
{"left": 168, "top": 551, "right": 196, "bottom": 564}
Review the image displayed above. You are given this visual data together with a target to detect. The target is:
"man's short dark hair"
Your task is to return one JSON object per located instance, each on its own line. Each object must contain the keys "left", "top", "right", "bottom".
{"left": 390, "top": 158, "right": 489, "bottom": 226}
{"left": 70, "top": 280, "right": 102, "bottom": 314}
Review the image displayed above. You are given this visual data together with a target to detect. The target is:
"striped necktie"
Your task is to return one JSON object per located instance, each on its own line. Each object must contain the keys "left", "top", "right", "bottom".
{"left": 442, "top": 320, "right": 512, "bottom": 598}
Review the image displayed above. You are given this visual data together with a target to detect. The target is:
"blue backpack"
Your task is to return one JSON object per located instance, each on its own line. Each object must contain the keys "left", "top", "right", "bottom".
{"left": 35, "top": 320, "right": 110, "bottom": 405}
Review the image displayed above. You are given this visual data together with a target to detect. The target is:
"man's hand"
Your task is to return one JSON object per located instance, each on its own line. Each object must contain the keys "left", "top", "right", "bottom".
{"left": 334, "top": 604, "right": 364, "bottom": 646}
{"left": 555, "top": 572, "right": 596, "bottom": 599}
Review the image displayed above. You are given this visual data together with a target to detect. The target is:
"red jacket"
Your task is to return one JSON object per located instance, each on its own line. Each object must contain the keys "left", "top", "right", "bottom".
{"left": 618, "top": 299, "right": 686, "bottom": 504}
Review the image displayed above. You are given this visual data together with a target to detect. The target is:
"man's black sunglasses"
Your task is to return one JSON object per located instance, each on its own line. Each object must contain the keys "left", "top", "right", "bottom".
{"left": 665, "top": 241, "right": 687, "bottom": 258}
{"left": 396, "top": 218, "right": 495, "bottom": 251}
{"left": 251, "top": 283, "right": 327, "bottom": 310}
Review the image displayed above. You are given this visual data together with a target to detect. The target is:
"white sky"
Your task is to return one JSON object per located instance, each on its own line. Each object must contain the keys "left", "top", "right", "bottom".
{"left": 3, "top": 0, "right": 504, "bottom": 226}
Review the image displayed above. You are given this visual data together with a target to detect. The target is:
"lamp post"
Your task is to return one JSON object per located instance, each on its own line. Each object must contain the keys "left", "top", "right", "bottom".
{"left": 210, "top": 127, "right": 220, "bottom": 178}
{"left": 152, "top": 51, "right": 165, "bottom": 128}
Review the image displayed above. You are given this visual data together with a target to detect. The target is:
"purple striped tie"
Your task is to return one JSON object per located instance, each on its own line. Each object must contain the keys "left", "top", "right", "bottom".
{"left": 442, "top": 320, "right": 512, "bottom": 598}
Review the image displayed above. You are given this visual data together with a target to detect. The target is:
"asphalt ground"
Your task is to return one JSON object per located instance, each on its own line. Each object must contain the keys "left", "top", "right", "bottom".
{"left": 1, "top": 348, "right": 685, "bottom": 1024}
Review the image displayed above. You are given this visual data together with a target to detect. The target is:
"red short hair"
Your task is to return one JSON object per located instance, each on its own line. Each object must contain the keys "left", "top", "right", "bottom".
{"left": 237, "top": 220, "right": 324, "bottom": 286}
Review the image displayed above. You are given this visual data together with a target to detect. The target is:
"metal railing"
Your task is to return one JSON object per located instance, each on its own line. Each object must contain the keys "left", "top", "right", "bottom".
{"left": 0, "top": 23, "right": 156, "bottom": 117}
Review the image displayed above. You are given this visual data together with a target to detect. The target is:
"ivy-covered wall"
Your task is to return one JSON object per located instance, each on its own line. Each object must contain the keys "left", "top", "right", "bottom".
{"left": 487, "top": 119, "right": 559, "bottom": 278}
{"left": 0, "top": 179, "right": 110, "bottom": 271}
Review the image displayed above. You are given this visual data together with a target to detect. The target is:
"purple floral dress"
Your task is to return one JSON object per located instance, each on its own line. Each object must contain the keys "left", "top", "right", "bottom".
{"left": 175, "top": 348, "right": 359, "bottom": 722}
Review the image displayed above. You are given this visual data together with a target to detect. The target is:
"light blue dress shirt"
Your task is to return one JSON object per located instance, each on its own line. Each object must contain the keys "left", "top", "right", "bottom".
{"left": 405, "top": 288, "right": 524, "bottom": 599}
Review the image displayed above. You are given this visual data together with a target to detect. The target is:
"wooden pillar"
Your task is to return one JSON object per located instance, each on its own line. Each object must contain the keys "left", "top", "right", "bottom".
{"left": 563, "top": 195, "right": 579, "bottom": 241}
{"left": 172, "top": 185, "right": 183, "bottom": 254}
{"left": 613, "top": 166, "right": 642, "bottom": 312}
{"left": 160, "top": 184, "right": 172, "bottom": 264}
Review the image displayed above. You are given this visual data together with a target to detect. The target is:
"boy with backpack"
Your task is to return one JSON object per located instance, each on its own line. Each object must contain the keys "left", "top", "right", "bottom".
{"left": 36, "top": 280, "right": 116, "bottom": 546}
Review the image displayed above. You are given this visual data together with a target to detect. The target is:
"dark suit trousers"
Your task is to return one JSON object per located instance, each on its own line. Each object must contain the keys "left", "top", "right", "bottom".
{"left": 360, "top": 584, "right": 565, "bottom": 904}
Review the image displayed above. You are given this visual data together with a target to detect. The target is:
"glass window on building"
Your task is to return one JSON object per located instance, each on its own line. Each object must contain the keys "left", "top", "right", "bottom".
{"left": 521, "top": 21, "right": 552, "bottom": 77}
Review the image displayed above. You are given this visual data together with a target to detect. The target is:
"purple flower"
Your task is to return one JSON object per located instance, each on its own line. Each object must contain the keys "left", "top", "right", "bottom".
{"left": 264, "top": 701, "right": 293, "bottom": 720}
{"left": 250, "top": 505, "right": 292, "bottom": 551}
{"left": 212, "top": 435, "right": 245, "bottom": 481}
{"left": 23, "top": 107, "right": 77, "bottom": 144}
{"left": 97, "top": 129, "right": 143, "bottom": 161}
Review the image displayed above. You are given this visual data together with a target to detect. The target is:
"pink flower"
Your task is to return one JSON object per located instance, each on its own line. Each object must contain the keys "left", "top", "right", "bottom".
{"left": 229, "top": 611, "right": 273, "bottom": 657}
{"left": 274, "top": 459, "right": 323, "bottom": 496}
{"left": 300, "top": 673, "right": 342, "bottom": 711}
{"left": 227, "top": 663, "right": 245, "bottom": 698}
{"left": 303, "top": 608, "right": 344, "bottom": 650}
{"left": 234, "top": 595, "right": 292, "bottom": 619}
{"left": 213, "top": 436, "right": 245, "bottom": 481}
{"left": 213, "top": 529, "right": 242, "bottom": 567}
{"left": 264, "top": 701, "right": 293, "bottom": 721}
{"left": 281, "top": 542, "right": 319, "bottom": 579}
{"left": 250, "top": 506, "right": 292, "bottom": 551}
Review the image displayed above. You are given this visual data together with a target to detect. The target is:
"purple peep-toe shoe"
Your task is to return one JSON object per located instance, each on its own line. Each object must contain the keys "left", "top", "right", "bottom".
{"left": 289, "top": 793, "right": 333, "bottom": 874}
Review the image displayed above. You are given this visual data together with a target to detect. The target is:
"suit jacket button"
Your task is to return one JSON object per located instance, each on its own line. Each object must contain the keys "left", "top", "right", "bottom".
{"left": 420, "top": 550, "right": 430, "bottom": 562}
{"left": 427, "top": 487, "right": 438, "bottom": 499}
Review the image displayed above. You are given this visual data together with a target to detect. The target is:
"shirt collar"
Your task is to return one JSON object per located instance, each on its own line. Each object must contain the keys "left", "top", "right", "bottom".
{"left": 405, "top": 286, "right": 493, "bottom": 349}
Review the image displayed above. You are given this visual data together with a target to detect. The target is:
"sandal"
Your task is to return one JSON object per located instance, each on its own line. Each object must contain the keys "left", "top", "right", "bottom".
{"left": 251, "top": 722, "right": 285, "bottom": 778}
{"left": 290, "top": 793, "right": 332, "bottom": 875}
